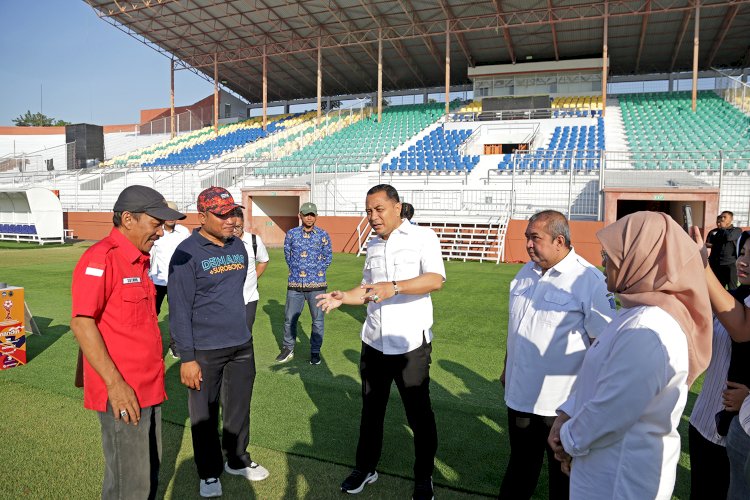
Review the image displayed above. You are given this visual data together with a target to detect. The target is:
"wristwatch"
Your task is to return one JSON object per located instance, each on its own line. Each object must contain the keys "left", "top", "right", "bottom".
{"left": 392, "top": 281, "right": 399, "bottom": 295}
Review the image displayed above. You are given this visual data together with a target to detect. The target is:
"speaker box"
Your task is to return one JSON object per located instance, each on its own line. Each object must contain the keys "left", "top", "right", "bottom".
{"left": 65, "top": 124, "right": 104, "bottom": 170}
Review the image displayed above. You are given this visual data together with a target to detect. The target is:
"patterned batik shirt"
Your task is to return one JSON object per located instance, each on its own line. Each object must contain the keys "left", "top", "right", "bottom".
{"left": 284, "top": 225, "right": 333, "bottom": 290}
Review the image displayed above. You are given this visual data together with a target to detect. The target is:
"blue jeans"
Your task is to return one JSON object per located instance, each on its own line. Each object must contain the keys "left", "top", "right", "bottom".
{"left": 727, "top": 416, "right": 750, "bottom": 500}
{"left": 283, "top": 289, "right": 325, "bottom": 354}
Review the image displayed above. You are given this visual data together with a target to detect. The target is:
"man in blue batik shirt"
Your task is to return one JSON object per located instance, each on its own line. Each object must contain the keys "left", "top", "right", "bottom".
{"left": 277, "top": 202, "right": 332, "bottom": 365}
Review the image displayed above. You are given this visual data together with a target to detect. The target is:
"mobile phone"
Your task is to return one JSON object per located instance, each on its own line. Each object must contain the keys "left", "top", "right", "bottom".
{"left": 682, "top": 205, "right": 693, "bottom": 232}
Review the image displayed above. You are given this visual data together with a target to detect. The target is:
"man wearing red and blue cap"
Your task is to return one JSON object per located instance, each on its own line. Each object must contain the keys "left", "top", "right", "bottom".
{"left": 168, "top": 187, "right": 269, "bottom": 498}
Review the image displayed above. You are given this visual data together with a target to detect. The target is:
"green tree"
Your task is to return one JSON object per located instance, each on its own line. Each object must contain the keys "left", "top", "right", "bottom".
{"left": 13, "top": 110, "right": 70, "bottom": 127}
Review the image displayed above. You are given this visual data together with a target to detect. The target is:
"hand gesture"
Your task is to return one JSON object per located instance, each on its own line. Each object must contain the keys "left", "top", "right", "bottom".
{"left": 316, "top": 290, "right": 344, "bottom": 313}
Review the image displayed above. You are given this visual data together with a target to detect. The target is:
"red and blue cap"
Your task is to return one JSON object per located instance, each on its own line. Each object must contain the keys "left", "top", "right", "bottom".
{"left": 197, "top": 187, "right": 244, "bottom": 215}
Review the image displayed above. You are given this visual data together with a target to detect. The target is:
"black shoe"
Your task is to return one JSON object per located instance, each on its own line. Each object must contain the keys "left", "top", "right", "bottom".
{"left": 412, "top": 477, "right": 434, "bottom": 500}
{"left": 275, "top": 347, "right": 294, "bottom": 363}
{"left": 310, "top": 353, "right": 321, "bottom": 365}
{"left": 341, "top": 470, "right": 378, "bottom": 494}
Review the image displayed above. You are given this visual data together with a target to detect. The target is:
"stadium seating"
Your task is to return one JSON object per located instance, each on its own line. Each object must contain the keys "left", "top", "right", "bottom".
{"left": 621, "top": 91, "right": 750, "bottom": 170}
{"left": 0, "top": 223, "right": 37, "bottom": 235}
{"left": 497, "top": 118, "right": 605, "bottom": 172}
{"left": 551, "top": 95, "right": 603, "bottom": 118}
{"left": 256, "top": 102, "right": 461, "bottom": 175}
{"left": 142, "top": 115, "right": 295, "bottom": 168}
{"left": 381, "top": 126, "right": 479, "bottom": 173}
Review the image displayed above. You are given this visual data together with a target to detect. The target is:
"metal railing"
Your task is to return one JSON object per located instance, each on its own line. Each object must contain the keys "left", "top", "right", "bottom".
{"left": 2, "top": 148, "right": 750, "bottom": 225}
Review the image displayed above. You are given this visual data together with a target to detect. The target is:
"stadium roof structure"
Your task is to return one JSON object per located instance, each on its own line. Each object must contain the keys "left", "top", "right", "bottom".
{"left": 86, "top": 0, "right": 750, "bottom": 104}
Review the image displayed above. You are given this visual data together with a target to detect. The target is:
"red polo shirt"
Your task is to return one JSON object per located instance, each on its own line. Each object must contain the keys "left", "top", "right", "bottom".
{"left": 71, "top": 227, "right": 165, "bottom": 412}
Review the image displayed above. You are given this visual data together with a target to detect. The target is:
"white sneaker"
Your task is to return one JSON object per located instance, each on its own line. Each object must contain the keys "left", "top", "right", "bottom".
{"left": 199, "top": 477, "right": 222, "bottom": 498}
{"left": 224, "top": 461, "right": 270, "bottom": 481}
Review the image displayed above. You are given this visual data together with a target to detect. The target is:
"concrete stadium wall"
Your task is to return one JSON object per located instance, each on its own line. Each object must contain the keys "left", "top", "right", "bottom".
{"left": 504, "top": 219, "right": 605, "bottom": 266}
{"left": 64, "top": 212, "right": 364, "bottom": 254}
{"left": 64, "top": 213, "right": 604, "bottom": 266}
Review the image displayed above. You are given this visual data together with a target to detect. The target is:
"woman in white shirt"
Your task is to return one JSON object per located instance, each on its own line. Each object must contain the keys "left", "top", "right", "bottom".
{"left": 548, "top": 211, "right": 712, "bottom": 499}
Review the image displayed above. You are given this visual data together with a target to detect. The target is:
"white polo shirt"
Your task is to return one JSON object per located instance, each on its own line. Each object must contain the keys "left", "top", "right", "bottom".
{"left": 240, "top": 232, "right": 270, "bottom": 304}
{"left": 505, "top": 248, "right": 615, "bottom": 416}
{"left": 361, "top": 220, "right": 446, "bottom": 354}
{"left": 149, "top": 224, "right": 190, "bottom": 286}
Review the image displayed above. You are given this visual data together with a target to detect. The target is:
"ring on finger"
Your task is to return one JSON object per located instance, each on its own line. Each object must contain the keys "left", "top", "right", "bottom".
{"left": 120, "top": 409, "right": 128, "bottom": 418}
{"left": 372, "top": 294, "right": 379, "bottom": 302}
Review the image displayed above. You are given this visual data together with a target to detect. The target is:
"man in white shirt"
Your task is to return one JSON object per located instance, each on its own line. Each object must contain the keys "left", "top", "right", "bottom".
{"left": 232, "top": 209, "right": 269, "bottom": 335}
{"left": 149, "top": 201, "right": 190, "bottom": 358}
{"left": 500, "top": 210, "right": 614, "bottom": 500}
{"left": 316, "top": 184, "right": 445, "bottom": 500}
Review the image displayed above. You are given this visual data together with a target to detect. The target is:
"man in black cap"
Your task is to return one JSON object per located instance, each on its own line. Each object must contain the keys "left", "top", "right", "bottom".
{"left": 71, "top": 185, "right": 185, "bottom": 500}
{"left": 169, "top": 187, "right": 269, "bottom": 498}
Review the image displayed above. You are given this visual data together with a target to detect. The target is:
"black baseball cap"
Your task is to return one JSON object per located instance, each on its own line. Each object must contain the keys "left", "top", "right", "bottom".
{"left": 113, "top": 185, "right": 186, "bottom": 221}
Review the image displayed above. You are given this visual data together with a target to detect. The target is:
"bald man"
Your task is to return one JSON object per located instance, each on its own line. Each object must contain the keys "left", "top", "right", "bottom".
{"left": 499, "top": 210, "right": 615, "bottom": 500}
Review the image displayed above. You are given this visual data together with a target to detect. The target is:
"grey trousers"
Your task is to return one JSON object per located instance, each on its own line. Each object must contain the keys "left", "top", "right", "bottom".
{"left": 98, "top": 403, "right": 162, "bottom": 500}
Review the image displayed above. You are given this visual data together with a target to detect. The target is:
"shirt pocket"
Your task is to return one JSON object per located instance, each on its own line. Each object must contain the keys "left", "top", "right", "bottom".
{"left": 393, "top": 249, "right": 420, "bottom": 281}
{"left": 121, "top": 286, "right": 149, "bottom": 327}
{"left": 365, "top": 256, "right": 386, "bottom": 283}
{"left": 538, "top": 290, "right": 580, "bottom": 326}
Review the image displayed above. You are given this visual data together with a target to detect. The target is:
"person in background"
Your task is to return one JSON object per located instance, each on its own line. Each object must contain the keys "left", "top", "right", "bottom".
{"left": 707, "top": 211, "right": 742, "bottom": 290}
{"left": 400, "top": 202, "right": 415, "bottom": 222}
{"left": 316, "top": 184, "right": 445, "bottom": 500}
{"left": 232, "top": 208, "right": 269, "bottom": 336}
{"left": 149, "top": 201, "right": 190, "bottom": 358}
{"left": 169, "top": 187, "right": 269, "bottom": 498}
{"left": 500, "top": 209, "right": 614, "bottom": 500}
{"left": 550, "top": 211, "right": 712, "bottom": 499}
{"left": 71, "top": 185, "right": 185, "bottom": 500}
{"left": 277, "top": 202, "right": 332, "bottom": 365}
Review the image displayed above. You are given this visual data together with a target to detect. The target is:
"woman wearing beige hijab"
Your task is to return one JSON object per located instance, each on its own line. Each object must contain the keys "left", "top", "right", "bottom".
{"left": 548, "top": 211, "right": 712, "bottom": 499}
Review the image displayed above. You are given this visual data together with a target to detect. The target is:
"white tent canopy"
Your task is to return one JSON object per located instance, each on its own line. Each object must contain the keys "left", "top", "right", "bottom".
{"left": 0, "top": 188, "right": 64, "bottom": 244}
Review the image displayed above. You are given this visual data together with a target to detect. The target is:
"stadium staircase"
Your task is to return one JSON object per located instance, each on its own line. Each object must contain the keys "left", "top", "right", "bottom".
{"left": 356, "top": 215, "right": 509, "bottom": 263}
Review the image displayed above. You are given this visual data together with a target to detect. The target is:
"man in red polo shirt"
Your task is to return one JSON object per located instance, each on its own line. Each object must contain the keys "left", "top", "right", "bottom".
{"left": 70, "top": 185, "right": 184, "bottom": 500}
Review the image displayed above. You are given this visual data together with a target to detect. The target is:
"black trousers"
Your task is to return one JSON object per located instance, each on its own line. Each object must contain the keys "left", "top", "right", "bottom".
{"left": 688, "top": 423, "right": 729, "bottom": 500}
{"left": 188, "top": 340, "right": 256, "bottom": 479}
{"left": 498, "top": 407, "right": 569, "bottom": 500}
{"left": 245, "top": 300, "right": 258, "bottom": 336}
{"left": 355, "top": 339, "right": 437, "bottom": 480}
{"left": 711, "top": 262, "right": 738, "bottom": 290}
{"left": 154, "top": 284, "right": 176, "bottom": 352}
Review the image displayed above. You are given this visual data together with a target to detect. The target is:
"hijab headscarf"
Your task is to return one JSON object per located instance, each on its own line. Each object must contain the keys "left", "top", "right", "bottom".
{"left": 597, "top": 211, "right": 712, "bottom": 386}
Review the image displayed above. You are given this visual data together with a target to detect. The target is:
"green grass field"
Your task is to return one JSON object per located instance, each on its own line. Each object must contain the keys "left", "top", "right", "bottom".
{"left": 0, "top": 242, "right": 699, "bottom": 499}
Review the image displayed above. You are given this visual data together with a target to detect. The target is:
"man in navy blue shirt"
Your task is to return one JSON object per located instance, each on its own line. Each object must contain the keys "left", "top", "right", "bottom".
{"left": 169, "top": 187, "right": 269, "bottom": 498}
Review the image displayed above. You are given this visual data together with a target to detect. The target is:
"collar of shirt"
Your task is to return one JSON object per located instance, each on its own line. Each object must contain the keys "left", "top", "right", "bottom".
{"left": 108, "top": 226, "right": 148, "bottom": 265}
{"left": 532, "top": 247, "right": 577, "bottom": 277}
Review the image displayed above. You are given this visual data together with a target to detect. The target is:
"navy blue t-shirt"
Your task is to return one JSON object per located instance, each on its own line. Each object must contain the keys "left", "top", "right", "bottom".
{"left": 168, "top": 229, "right": 250, "bottom": 361}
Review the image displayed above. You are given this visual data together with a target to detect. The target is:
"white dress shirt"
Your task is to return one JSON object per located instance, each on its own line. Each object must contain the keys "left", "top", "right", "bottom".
{"left": 240, "top": 232, "right": 269, "bottom": 304}
{"left": 505, "top": 248, "right": 615, "bottom": 416}
{"left": 559, "top": 305, "right": 689, "bottom": 500}
{"left": 149, "top": 224, "right": 190, "bottom": 286}
{"left": 361, "top": 220, "right": 446, "bottom": 354}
